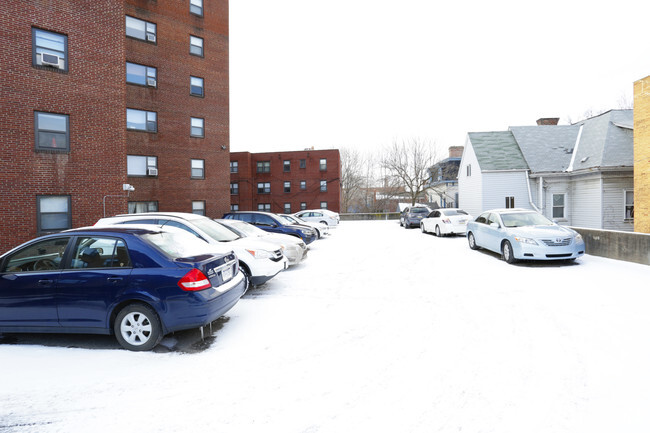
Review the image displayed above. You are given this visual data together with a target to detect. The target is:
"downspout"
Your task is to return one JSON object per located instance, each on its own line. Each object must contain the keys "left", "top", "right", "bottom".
{"left": 538, "top": 176, "right": 543, "bottom": 212}
{"left": 526, "top": 170, "right": 541, "bottom": 212}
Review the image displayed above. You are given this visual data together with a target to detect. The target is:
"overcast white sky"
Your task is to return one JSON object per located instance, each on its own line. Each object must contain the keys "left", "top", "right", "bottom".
{"left": 229, "top": 0, "right": 650, "bottom": 157}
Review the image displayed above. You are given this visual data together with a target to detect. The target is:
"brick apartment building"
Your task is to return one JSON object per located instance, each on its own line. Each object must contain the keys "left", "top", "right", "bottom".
{"left": 230, "top": 149, "right": 341, "bottom": 214}
{"left": 0, "top": 0, "right": 230, "bottom": 253}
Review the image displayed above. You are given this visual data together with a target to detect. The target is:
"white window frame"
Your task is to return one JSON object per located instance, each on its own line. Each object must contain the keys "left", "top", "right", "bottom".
{"left": 257, "top": 203, "right": 271, "bottom": 212}
{"left": 192, "top": 200, "right": 205, "bottom": 216}
{"left": 191, "top": 117, "right": 204, "bottom": 137}
{"left": 257, "top": 182, "right": 271, "bottom": 194}
{"left": 552, "top": 193, "right": 566, "bottom": 219}
{"left": 190, "top": 0, "right": 203, "bottom": 16}
{"left": 37, "top": 195, "right": 71, "bottom": 232}
{"left": 624, "top": 190, "right": 634, "bottom": 220}
{"left": 191, "top": 159, "right": 205, "bottom": 179}
{"left": 190, "top": 35, "right": 204, "bottom": 56}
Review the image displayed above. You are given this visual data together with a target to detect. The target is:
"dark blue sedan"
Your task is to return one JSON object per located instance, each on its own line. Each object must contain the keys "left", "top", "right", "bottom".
{"left": 0, "top": 226, "right": 247, "bottom": 351}
{"left": 222, "top": 211, "right": 318, "bottom": 244}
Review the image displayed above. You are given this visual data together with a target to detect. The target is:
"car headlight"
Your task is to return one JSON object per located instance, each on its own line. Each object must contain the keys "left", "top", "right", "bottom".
{"left": 246, "top": 249, "right": 274, "bottom": 259}
{"left": 575, "top": 233, "right": 583, "bottom": 242}
{"left": 513, "top": 236, "right": 538, "bottom": 245}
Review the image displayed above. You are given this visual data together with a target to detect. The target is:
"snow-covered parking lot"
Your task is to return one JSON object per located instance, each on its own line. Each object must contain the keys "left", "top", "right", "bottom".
{"left": 2, "top": 220, "right": 650, "bottom": 433}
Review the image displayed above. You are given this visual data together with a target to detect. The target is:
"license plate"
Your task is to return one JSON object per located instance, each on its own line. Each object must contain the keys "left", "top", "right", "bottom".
{"left": 221, "top": 265, "right": 233, "bottom": 281}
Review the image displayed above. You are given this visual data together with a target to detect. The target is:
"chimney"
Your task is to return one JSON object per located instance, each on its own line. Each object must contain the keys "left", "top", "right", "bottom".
{"left": 536, "top": 117, "right": 559, "bottom": 126}
{"left": 448, "top": 146, "right": 464, "bottom": 158}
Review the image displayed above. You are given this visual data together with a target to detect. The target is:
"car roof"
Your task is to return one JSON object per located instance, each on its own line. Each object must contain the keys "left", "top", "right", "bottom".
{"left": 105, "top": 212, "right": 207, "bottom": 221}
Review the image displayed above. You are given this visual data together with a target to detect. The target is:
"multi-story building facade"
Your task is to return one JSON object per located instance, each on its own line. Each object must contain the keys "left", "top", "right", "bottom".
{"left": 634, "top": 75, "right": 650, "bottom": 233}
{"left": 0, "top": 0, "right": 230, "bottom": 253}
{"left": 230, "top": 149, "right": 341, "bottom": 214}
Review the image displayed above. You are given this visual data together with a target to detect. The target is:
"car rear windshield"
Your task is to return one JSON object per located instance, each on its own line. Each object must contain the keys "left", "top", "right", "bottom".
{"left": 189, "top": 218, "right": 240, "bottom": 242}
{"left": 501, "top": 212, "right": 553, "bottom": 228}
{"left": 142, "top": 231, "right": 218, "bottom": 258}
{"left": 410, "top": 208, "right": 429, "bottom": 214}
{"left": 442, "top": 210, "right": 468, "bottom": 216}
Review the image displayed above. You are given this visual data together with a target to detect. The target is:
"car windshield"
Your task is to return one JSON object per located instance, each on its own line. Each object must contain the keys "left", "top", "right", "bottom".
{"left": 410, "top": 208, "right": 429, "bottom": 214}
{"left": 279, "top": 215, "right": 297, "bottom": 224}
{"left": 442, "top": 209, "right": 468, "bottom": 216}
{"left": 142, "top": 231, "right": 218, "bottom": 258}
{"left": 501, "top": 212, "right": 553, "bottom": 228}
{"left": 186, "top": 218, "right": 240, "bottom": 242}
{"left": 227, "top": 221, "right": 266, "bottom": 237}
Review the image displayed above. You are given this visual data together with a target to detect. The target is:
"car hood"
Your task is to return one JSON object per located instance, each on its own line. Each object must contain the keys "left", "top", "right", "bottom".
{"left": 229, "top": 237, "right": 281, "bottom": 252}
{"left": 505, "top": 225, "right": 577, "bottom": 238}
{"left": 263, "top": 233, "right": 305, "bottom": 246}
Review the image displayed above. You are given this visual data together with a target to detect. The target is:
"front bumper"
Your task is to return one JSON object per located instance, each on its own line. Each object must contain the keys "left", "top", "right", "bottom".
{"left": 512, "top": 239, "right": 586, "bottom": 260}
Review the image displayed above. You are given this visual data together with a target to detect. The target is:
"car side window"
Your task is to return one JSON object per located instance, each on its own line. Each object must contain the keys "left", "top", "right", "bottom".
{"left": 255, "top": 215, "right": 275, "bottom": 226}
{"left": 487, "top": 213, "right": 500, "bottom": 227}
{"left": 433, "top": 211, "right": 440, "bottom": 218}
{"left": 69, "top": 236, "right": 131, "bottom": 269}
{"left": 236, "top": 213, "right": 252, "bottom": 223}
{"left": 475, "top": 213, "right": 488, "bottom": 224}
{"left": 2, "top": 237, "right": 71, "bottom": 273}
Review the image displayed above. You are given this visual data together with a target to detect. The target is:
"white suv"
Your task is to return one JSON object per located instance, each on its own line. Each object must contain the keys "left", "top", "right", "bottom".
{"left": 95, "top": 212, "right": 288, "bottom": 288}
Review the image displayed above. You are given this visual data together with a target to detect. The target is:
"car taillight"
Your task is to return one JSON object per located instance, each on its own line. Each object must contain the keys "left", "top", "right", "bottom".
{"left": 177, "top": 268, "right": 211, "bottom": 291}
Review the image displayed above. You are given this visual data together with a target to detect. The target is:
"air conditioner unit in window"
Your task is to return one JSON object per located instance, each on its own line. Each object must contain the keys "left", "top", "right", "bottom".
{"left": 147, "top": 168, "right": 158, "bottom": 176}
{"left": 147, "top": 78, "right": 157, "bottom": 87}
{"left": 146, "top": 33, "right": 156, "bottom": 42}
{"left": 41, "top": 53, "right": 61, "bottom": 68}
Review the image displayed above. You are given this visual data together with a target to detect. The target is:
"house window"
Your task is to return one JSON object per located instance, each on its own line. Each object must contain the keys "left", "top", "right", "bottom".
{"left": 230, "top": 161, "right": 238, "bottom": 173}
{"left": 300, "top": 180, "right": 306, "bottom": 190}
{"left": 190, "top": 0, "right": 203, "bottom": 16}
{"left": 190, "top": 35, "right": 204, "bottom": 56}
{"left": 127, "top": 109, "right": 157, "bottom": 132}
{"left": 35, "top": 112, "right": 69, "bottom": 151}
{"left": 127, "top": 155, "right": 158, "bottom": 176}
{"left": 190, "top": 76, "right": 204, "bottom": 97}
{"left": 505, "top": 196, "right": 515, "bottom": 208}
{"left": 231, "top": 204, "right": 239, "bottom": 211}
{"left": 128, "top": 201, "right": 158, "bottom": 213}
{"left": 257, "top": 182, "right": 271, "bottom": 193}
{"left": 192, "top": 201, "right": 205, "bottom": 216}
{"left": 125, "top": 16, "right": 156, "bottom": 42}
{"left": 258, "top": 203, "right": 271, "bottom": 212}
{"left": 32, "top": 28, "right": 68, "bottom": 71}
{"left": 283, "top": 160, "right": 291, "bottom": 172}
{"left": 37, "top": 195, "right": 71, "bottom": 232}
{"left": 284, "top": 203, "right": 291, "bottom": 213}
{"left": 230, "top": 183, "right": 239, "bottom": 195}
{"left": 552, "top": 194, "right": 565, "bottom": 219}
{"left": 320, "top": 202, "right": 327, "bottom": 209}
{"left": 126, "top": 62, "right": 157, "bottom": 87}
{"left": 257, "top": 161, "right": 270, "bottom": 173}
{"left": 284, "top": 181, "right": 291, "bottom": 193}
{"left": 466, "top": 164, "right": 471, "bottom": 177}
{"left": 300, "top": 202, "right": 307, "bottom": 210}
{"left": 191, "top": 159, "right": 205, "bottom": 179}
{"left": 624, "top": 190, "right": 634, "bottom": 220}
{"left": 191, "top": 117, "right": 204, "bottom": 137}
{"left": 320, "top": 159, "right": 327, "bottom": 171}
{"left": 300, "top": 159, "right": 306, "bottom": 169}
{"left": 320, "top": 180, "right": 327, "bottom": 192}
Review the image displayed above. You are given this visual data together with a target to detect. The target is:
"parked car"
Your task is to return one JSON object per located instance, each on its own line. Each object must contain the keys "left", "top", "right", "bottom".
{"left": 293, "top": 209, "right": 340, "bottom": 227}
{"left": 223, "top": 211, "right": 318, "bottom": 244}
{"left": 399, "top": 205, "right": 431, "bottom": 228}
{"left": 421, "top": 208, "right": 473, "bottom": 236}
{"left": 95, "top": 212, "right": 287, "bottom": 288}
{"left": 466, "top": 208, "right": 585, "bottom": 264}
{"left": 0, "top": 226, "right": 247, "bottom": 351}
{"left": 279, "top": 214, "right": 329, "bottom": 238}
{"left": 215, "top": 218, "right": 308, "bottom": 266}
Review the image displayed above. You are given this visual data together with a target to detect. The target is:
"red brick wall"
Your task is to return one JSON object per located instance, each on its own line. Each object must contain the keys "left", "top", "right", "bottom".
{"left": 230, "top": 149, "right": 342, "bottom": 214}
{"left": 0, "top": 0, "right": 126, "bottom": 253}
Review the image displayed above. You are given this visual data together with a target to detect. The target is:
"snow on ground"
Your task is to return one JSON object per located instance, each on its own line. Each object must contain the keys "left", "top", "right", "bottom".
{"left": 1, "top": 220, "right": 650, "bottom": 433}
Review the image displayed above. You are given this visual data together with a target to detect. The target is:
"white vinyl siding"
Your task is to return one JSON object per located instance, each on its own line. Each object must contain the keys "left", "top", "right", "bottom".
{"left": 481, "top": 171, "right": 532, "bottom": 212}
{"left": 571, "top": 176, "right": 602, "bottom": 229}
{"left": 602, "top": 174, "right": 634, "bottom": 231}
{"left": 458, "top": 140, "right": 483, "bottom": 217}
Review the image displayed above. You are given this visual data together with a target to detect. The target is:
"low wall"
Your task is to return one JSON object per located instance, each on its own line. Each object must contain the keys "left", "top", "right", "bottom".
{"left": 340, "top": 212, "right": 400, "bottom": 221}
{"left": 569, "top": 227, "right": 650, "bottom": 266}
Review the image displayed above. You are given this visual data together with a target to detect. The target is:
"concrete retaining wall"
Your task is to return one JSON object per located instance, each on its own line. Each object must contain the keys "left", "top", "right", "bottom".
{"left": 340, "top": 212, "right": 400, "bottom": 221}
{"left": 569, "top": 227, "right": 650, "bottom": 266}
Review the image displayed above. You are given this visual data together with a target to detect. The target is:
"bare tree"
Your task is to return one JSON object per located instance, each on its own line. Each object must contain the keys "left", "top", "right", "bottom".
{"left": 380, "top": 138, "right": 438, "bottom": 206}
{"left": 340, "top": 147, "right": 366, "bottom": 213}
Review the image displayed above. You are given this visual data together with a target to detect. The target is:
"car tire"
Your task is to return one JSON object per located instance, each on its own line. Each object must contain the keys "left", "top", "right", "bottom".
{"left": 240, "top": 265, "right": 251, "bottom": 290}
{"left": 468, "top": 232, "right": 479, "bottom": 250}
{"left": 315, "top": 229, "right": 321, "bottom": 239}
{"left": 114, "top": 303, "right": 163, "bottom": 351}
{"left": 435, "top": 225, "right": 441, "bottom": 237}
{"left": 421, "top": 224, "right": 427, "bottom": 234}
{"left": 502, "top": 240, "right": 516, "bottom": 264}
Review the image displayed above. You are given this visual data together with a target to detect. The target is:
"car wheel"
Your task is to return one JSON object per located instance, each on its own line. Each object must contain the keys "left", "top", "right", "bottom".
{"left": 421, "top": 224, "right": 427, "bottom": 234}
{"left": 240, "top": 265, "right": 251, "bottom": 290}
{"left": 468, "top": 232, "right": 479, "bottom": 250}
{"left": 502, "top": 240, "right": 516, "bottom": 264}
{"left": 315, "top": 229, "right": 321, "bottom": 239}
{"left": 435, "top": 225, "right": 441, "bottom": 237}
{"left": 114, "top": 303, "right": 162, "bottom": 351}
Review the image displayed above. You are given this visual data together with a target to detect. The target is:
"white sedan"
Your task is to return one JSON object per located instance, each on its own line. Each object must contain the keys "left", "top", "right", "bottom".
{"left": 421, "top": 208, "right": 472, "bottom": 236}
{"left": 293, "top": 209, "right": 340, "bottom": 227}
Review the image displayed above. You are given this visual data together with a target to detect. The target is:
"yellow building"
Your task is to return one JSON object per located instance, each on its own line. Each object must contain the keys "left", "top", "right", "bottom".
{"left": 634, "top": 76, "right": 650, "bottom": 233}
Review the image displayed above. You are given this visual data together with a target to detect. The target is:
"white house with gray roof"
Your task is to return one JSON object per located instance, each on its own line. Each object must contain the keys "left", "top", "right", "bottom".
{"left": 459, "top": 110, "right": 634, "bottom": 231}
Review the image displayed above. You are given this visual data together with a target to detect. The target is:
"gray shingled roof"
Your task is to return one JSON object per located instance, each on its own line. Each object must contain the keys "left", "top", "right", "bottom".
{"left": 509, "top": 126, "right": 578, "bottom": 173}
{"left": 571, "top": 109, "right": 633, "bottom": 170}
{"left": 467, "top": 131, "right": 529, "bottom": 171}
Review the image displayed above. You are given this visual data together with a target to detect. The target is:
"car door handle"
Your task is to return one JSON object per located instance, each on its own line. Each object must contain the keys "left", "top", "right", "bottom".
{"left": 38, "top": 279, "right": 54, "bottom": 285}
{"left": 107, "top": 277, "right": 123, "bottom": 283}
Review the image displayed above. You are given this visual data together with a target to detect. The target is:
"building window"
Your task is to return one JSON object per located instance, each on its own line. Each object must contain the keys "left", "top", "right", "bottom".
{"left": 257, "top": 182, "right": 271, "bottom": 194}
{"left": 320, "top": 180, "right": 327, "bottom": 192}
{"left": 552, "top": 193, "right": 565, "bottom": 219}
{"left": 127, "top": 155, "right": 158, "bottom": 176}
{"left": 300, "top": 202, "right": 307, "bottom": 210}
{"left": 32, "top": 28, "right": 68, "bottom": 71}
{"left": 190, "top": 76, "right": 204, "bottom": 97}
{"left": 128, "top": 201, "right": 158, "bottom": 213}
{"left": 300, "top": 180, "right": 306, "bottom": 190}
{"left": 257, "top": 161, "right": 270, "bottom": 173}
{"left": 258, "top": 203, "right": 271, "bottom": 212}
{"left": 192, "top": 201, "right": 205, "bottom": 216}
{"left": 466, "top": 164, "right": 471, "bottom": 177}
{"left": 191, "top": 117, "right": 204, "bottom": 137}
{"left": 190, "top": 35, "right": 204, "bottom": 56}
{"left": 284, "top": 203, "right": 291, "bottom": 214}
{"left": 190, "top": 0, "right": 203, "bottom": 16}
{"left": 127, "top": 109, "right": 157, "bottom": 132}
{"left": 299, "top": 159, "right": 306, "bottom": 169}
{"left": 624, "top": 190, "right": 634, "bottom": 220}
{"left": 230, "top": 183, "right": 239, "bottom": 195}
{"left": 284, "top": 181, "right": 291, "bottom": 193}
{"left": 35, "top": 112, "right": 69, "bottom": 151}
{"left": 320, "top": 158, "right": 327, "bottom": 171}
{"left": 37, "top": 195, "right": 71, "bottom": 232}
{"left": 191, "top": 159, "right": 205, "bottom": 179}
{"left": 125, "top": 16, "right": 156, "bottom": 42}
{"left": 230, "top": 161, "right": 238, "bottom": 173}
{"left": 283, "top": 160, "right": 291, "bottom": 172}
{"left": 126, "top": 62, "right": 157, "bottom": 87}
{"left": 320, "top": 202, "right": 328, "bottom": 209}
{"left": 505, "top": 196, "right": 515, "bottom": 208}
{"left": 231, "top": 204, "right": 239, "bottom": 211}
